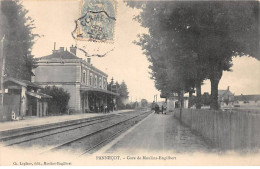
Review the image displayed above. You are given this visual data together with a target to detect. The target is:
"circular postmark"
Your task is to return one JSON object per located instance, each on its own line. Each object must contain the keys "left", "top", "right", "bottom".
{"left": 72, "top": 0, "right": 116, "bottom": 43}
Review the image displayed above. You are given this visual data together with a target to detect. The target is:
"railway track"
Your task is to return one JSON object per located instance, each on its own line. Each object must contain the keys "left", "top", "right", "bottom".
{"left": 0, "top": 113, "right": 122, "bottom": 146}
{"left": 49, "top": 110, "right": 152, "bottom": 155}
{"left": 80, "top": 112, "right": 151, "bottom": 155}
{"left": 1, "top": 110, "right": 152, "bottom": 155}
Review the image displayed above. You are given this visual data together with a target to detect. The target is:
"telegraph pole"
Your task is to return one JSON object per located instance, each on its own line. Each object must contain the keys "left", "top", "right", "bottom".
{"left": 154, "top": 94, "right": 158, "bottom": 102}
{"left": 1, "top": 35, "right": 5, "bottom": 106}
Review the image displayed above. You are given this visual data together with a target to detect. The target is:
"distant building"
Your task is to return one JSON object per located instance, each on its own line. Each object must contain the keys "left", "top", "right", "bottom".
{"left": 32, "top": 45, "right": 118, "bottom": 113}
{"left": 160, "top": 93, "right": 189, "bottom": 111}
{"left": 234, "top": 94, "right": 260, "bottom": 107}
{"left": 218, "top": 86, "right": 235, "bottom": 108}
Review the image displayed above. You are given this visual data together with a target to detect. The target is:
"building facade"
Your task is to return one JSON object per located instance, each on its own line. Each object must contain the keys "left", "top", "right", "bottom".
{"left": 32, "top": 46, "right": 118, "bottom": 113}
{"left": 218, "top": 86, "right": 235, "bottom": 108}
{"left": 234, "top": 94, "right": 260, "bottom": 107}
{"left": 0, "top": 77, "right": 52, "bottom": 121}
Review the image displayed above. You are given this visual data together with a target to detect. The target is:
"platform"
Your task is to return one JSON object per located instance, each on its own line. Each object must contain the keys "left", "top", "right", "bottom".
{"left": 0, "top": 110, "right": 131, "bottom": 133}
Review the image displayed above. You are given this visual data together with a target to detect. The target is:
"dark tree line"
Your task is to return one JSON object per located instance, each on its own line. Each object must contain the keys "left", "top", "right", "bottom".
{"left": 127, "top": 1, "right": 259, "bottom": 110}
{"left": 0, "top": 0, "right": 38, "bottom": 81}
{"left": 108, "top": 78, "right": 129, "bottom": 109}
{"left": 41, "top": 86, "right": 70, "bottom": 114}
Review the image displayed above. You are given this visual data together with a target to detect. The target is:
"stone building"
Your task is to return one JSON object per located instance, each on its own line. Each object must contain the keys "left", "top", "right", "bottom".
{"left": 32, "top": 46, "right": 118, "bottom": 113}
{"left": 218, "top": 86, "right": 235, "bottom": 108}
{"left": 234, "top": 94, "right": 260, "bottom": 107}
{"left": 0, "top": 77, "right": 52, "bottom": 121}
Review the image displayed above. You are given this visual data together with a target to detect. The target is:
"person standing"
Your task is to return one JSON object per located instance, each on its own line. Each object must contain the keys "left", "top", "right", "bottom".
{"left": 161, "top": 105, "right": 164, "bottom": 114}
{"left": 155, "top": 104, "right": 159, "bottom": 114}
{"left": 101, "top": 104, "right": 104, "bottom": 113}
{"left": 163, "top": 102, "right": 167, "bottom": 114}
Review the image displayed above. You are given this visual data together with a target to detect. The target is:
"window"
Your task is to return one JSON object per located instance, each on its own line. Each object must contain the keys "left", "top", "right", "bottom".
{"left": 103, "top": 79, "right": 107, "bottom": 89}
{"left": 90, "top": 73, "right": 93, "bottom": 86}
{"left": 86, "top": 70, "right": 89, "bottom": 85}
{"left": 99, "top": 77, "right": 102, "bottom": 88}
{"left": 94, "top": 75, "right": 97, "bottom": 87}
{"left": 82, "top": 70, "right": 86, "bottom": 84}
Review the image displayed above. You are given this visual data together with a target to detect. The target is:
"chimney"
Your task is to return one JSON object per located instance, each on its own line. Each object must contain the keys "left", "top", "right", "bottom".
{"left": 52, "top": 42, "right": 57, "bottom": 53}
{"left": 59, "top": 47, "right": 64, "bottom": 52}
{"left": 87, "top": 57, "right": 91, "bottom": 64}
{"left": 70, "top": 45, "right": 77, "bottom": 55}
{"left": 227, "top": 86, "right": 230, "bottom": 91}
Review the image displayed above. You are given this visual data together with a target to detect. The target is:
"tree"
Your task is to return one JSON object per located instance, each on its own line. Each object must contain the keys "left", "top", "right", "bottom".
{"left": 141, "top": 99, "right": 148, "bottom": 107}
{"left": 201, "top": 92, "right": 211, "bottom": 106}
{"left": 182, "top": 1, "right": 259, "bottom": 109}
{"left": 128, "top": 1, "right": 259, "bottom": 110}
{"left": 41, "top": 86, "right": 70, "bottom": 114}
{"left": 0, "top": 0, "right": 38, "bottom": 81}
{"left": 129, "top": 1, "right": 205, "bottom": 108}
{"left": 107, "top": 77, "right": 115, "bottom": 91}
{"left": 118, "top": 81, "right": 129, "bottom": 98}
{"left": 132, "top": 101, "right": 139, "bottom": 109}
{"left": 116, "top": 81, "right": 129, "bottom": 109}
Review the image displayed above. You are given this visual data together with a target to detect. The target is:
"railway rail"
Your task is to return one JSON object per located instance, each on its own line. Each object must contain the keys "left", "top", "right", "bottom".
{"left": 1, "top": 110, "right": 152, "bottom": 155}
{"left": 1, "top": 112, "right": 136, "bottom": 146}
{"left": 0, "top": 114, "right": 119, "bottom": 142}
{"left": 80, "top": 111, "right": 151, "bottom": 155}
{"left": 50, "top": 110, "right": 152, "bottom": 155}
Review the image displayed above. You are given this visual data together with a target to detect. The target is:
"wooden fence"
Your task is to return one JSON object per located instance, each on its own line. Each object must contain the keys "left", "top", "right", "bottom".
{"left": 174, "top": 108, "right": 260, "bottom": 151}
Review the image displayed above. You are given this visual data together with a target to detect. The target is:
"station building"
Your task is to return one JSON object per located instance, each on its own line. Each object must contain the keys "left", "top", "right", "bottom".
{"left": 32, "top": 46, "right": 118, "bottom": 113}
{"left": 0, "top": 77, "right": 52, "bottom": 121}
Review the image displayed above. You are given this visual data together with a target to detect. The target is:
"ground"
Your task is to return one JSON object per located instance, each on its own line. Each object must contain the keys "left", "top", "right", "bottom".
{"left": 97, "top": 111, "right": 212, "bottom": 155}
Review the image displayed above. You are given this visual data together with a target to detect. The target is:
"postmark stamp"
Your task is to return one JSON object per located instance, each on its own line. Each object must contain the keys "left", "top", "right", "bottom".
{"left": 72, "top": 0, "right": 116, "bottom": 43}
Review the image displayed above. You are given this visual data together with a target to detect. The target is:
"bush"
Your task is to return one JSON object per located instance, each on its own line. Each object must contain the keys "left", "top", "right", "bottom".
{"left": 125, "top": 104, "right": 133, "bottom": 109}
{"left": 41, "top": 86, "right": 70, "bottom": 114}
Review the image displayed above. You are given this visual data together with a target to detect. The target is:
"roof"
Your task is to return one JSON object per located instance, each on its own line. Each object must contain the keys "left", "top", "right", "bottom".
{"left": 234, "top": 95, "right": 260, "bottom": 101}
{"left": 26, "top": 91, "right": 52, "bottom": 99}
{"left": 218, "top": 90, "right": 233, "bottom": 96}
{"left": 80, "top": 86, "right": 119, "bottom": 96}
{"left": 36, "top": 50, "right": 108, "bottom": 77}
{"left": 4, "top": 77, "right": 42, "bottom": 89}
{"left": 37, "top": 51, "right": 79, "bottom": 60}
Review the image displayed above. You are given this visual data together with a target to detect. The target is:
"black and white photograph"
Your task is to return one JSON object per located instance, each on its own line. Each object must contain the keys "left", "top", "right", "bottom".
{"left": 0, "top": 0, "right": 259, "bottom": 166}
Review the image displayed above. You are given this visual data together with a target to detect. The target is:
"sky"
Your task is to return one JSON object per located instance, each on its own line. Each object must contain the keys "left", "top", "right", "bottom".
{"left": 23, "top": 0, "right": 260, "bottom": 102}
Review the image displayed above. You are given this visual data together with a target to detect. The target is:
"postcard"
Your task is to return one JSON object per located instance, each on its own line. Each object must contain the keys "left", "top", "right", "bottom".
{"left": 0, "top": 0, "right": 260, "bottom": 166}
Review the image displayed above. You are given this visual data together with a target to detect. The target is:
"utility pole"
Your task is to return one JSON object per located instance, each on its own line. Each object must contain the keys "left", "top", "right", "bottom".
{"left": 1, "top": 35, "right": 5, "bottom": 106}
{"left": 154, "top": 94, "right": 158, "bottom": 102}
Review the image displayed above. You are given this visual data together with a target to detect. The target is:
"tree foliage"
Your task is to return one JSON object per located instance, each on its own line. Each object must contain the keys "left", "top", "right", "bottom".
{"left": 0, "top": 0, "right": 38, "bottom": 81}
{"left": 141, "top": 99, "right": 148, "bottom": 107}
{"left": 118, "top": 81, "right": 129, "bottom": 98}
{"left": 116, "top": 81, "right": 129, "bottom": 109}
{"left": 41, "top": 86, "right": 70, "bottom": 114}
{"left": 127, "top": 1, "right": 259, "bottom": 110}
{"left": 189, "top": 92, "right": 211, "bottom": 107}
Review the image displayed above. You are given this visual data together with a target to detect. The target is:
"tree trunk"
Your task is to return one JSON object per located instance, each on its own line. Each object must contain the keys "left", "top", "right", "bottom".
{"left": 178, "top": 91, "right": 183, "bottom": 121}
{"left": 196, "top": 81, "right": 202, "bottom": 109}
{"left": 210, "top": 78, "right": 220, "bottom": 110}
{"left": 177, "top": 91, "right": 181, "bottom": 108}
{"left": 180, "top": 90, "right": 184, "bottom": 108}
{"left": 188, "top": 90, "right": 193, "bottom": 108}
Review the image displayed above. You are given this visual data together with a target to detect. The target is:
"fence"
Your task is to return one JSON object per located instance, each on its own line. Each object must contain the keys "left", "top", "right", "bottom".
{"left": 174, "top": 108, "right": 260, "bottom": 151}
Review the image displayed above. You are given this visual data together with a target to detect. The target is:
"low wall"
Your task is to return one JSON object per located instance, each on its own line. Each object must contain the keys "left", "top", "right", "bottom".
{"left": 174, "top": 108, "right": 260, "bottom": 151}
